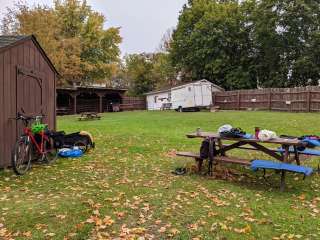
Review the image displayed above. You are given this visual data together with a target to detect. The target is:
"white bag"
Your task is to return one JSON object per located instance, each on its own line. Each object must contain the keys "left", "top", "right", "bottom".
{"left": 218, "top": 124, "right": 233, "bottom": 134}
{"left": 258, "top": 130, "right": 277, "bottom": 141}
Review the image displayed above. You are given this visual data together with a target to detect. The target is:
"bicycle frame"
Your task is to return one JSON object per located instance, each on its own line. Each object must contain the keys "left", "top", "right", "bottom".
{"left": 23, "top": 127, "right": 49, "bottom": 154}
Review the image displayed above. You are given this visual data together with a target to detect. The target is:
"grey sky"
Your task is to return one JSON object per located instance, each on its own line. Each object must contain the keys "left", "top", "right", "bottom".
{"left": 0, "top": 0, "right": 187, "bottom": 55}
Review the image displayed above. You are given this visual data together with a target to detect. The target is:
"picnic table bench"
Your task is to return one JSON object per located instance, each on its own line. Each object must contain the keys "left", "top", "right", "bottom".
{"left": 177, "top": 131, "right": 312, "bottom": 191}
{"left": 78, "top": 112, "right": 101, "bottom": 121}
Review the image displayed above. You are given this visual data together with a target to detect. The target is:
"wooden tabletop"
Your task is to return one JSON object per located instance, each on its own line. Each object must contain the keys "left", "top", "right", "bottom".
{"left": 187, "top": 132, "right": 303, "bottom": 146}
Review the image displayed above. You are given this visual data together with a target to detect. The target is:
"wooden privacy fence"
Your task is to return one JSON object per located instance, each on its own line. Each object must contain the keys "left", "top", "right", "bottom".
{"left": 213, "top": 86, "right": 320, "bottom": 112}
{"left": 120, "top": 96, "right": 146, "bottom": 111}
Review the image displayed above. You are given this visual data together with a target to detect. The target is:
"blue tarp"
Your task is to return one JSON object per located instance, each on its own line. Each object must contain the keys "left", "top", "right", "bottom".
{"left": 242, "top": 133, "right": 254, "bottom": 139}
{"left": 251, "top": 160, "right": 313, "bottom": 176}
{"left": 302, "top": 139, "right": 320, "bottom": 147}
{"left": 277, "top": 147, "right": 320, "bottom": 156}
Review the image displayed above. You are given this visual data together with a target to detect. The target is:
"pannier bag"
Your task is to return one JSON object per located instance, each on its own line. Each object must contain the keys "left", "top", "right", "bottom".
{"left": 50, "top": 131, "right": 95, "bottom": 153}
{"left": 200, "top": 138, "right": 210, "bottom": 159}
{"left": 200, "top": 138, "right": 217, "bottom": 159}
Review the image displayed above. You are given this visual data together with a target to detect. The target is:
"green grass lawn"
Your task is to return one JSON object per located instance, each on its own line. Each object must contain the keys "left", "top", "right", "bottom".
{"left": 0, "top": 111, "right": 320, "bottom": 240}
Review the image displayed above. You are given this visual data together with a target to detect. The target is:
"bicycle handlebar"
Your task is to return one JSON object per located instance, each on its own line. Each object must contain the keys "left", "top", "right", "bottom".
{"left": 11, "top": 112, "right": 46, "bottom": 125}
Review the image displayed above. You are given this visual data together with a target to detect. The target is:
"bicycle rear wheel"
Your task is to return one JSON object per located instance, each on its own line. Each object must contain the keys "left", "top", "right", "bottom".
{"left": 74, "top": 140, "right": 88, "bottom": 153}
{"left": 12, "top": 136, "right": 32, "bottom": 175}
{"left": 43, "top": 136, "right": 58, "bottom": 164}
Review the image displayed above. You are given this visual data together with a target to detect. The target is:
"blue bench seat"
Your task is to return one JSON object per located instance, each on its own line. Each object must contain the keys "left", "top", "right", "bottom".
{"left": 251, "top": 160, "right": 313, "bottom": 176}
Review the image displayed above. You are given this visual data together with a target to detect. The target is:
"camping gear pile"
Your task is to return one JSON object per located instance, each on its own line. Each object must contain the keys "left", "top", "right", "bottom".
{"left": 216, "top": 124, "right": 320, "bottom": 150}
{"left": 50, "top": 131, "right": 95, "bottom": 158}
{"left": 217, "top": 124, "right": 277, "bottom": 141}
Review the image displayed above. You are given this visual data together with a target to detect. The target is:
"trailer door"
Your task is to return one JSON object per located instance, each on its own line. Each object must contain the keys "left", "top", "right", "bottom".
{"left": 194, "top": 84, "right": 203, "bottom": 106}
{"left": 201, "top": 84, "right": 212, "bottom": 106}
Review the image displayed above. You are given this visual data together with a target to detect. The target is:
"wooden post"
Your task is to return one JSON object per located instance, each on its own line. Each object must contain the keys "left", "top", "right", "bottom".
{"left": 268, "top": 90, "right": 272, "bottom": 111}
{"left": 97, "top": 93, "right": 104, "bottom": 113}
{"left": 307, "top": 90, "right": 311, "bottom": 112}
{"left": 280, "top": 144, "right": 290, "bottom": 191}
{"left": 280, "top": 170, "right": 286, "bottom": 192}
{"left": 293, "top": 146, "right": 300, "bottom": 166}
{"left": 212, "top": 92, "right": 216, "bottom": 106}
{"left": 237, "top": 91, "right": 241, "bottom": 110}
{"left": 70, "top": 93, "right": 78, "bottom": 115}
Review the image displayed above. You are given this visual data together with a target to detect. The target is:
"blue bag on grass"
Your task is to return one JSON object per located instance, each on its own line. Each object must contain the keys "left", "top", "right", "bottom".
{"left": 58, "top": 148, "right": 83, "bottom": 158}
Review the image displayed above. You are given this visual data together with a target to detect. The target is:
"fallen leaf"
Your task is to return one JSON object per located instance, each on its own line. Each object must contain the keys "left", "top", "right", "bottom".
{"left": 234, "top": 225, "right": 251, "bottom": 234}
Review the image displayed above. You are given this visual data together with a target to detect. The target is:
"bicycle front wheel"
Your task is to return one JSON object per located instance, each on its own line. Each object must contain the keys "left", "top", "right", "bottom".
{"left": 12, "top": 136, "right": 32, "bottom": 175}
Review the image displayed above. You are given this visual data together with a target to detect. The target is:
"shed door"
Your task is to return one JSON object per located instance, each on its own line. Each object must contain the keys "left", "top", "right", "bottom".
{"left": 16, "top": 67, "right": 43, "bottom": 135}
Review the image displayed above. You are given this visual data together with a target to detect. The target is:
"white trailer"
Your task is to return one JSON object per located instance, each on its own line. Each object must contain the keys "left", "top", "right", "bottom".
{"left": 145, "top": 89, "right": 171, "bottom": 110}
{"left": 171, "top": 79, "right": 222, "bottom": 111}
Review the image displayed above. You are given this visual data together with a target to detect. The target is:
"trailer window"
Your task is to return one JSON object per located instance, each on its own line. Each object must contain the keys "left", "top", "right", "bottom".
{"left": 188, "top": 87, "right": 192, "bottom": 92}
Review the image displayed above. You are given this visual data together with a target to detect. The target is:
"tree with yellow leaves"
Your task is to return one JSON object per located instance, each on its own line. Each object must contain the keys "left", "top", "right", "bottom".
{"left": 1, "top": 0, "right": 122, "bottom": 86}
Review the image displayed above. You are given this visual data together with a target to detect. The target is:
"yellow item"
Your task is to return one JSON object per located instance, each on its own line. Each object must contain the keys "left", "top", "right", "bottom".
{"left": 79, "top": 131, "right": 94, "bottom": 143}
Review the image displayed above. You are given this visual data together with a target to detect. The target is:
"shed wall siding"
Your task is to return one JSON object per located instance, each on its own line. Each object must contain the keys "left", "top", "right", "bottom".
{"left": 0, "top": 39, "right": 56, "bottom": 167}
{"left": 0, "top": 52, "right": 4, "bottom": 168}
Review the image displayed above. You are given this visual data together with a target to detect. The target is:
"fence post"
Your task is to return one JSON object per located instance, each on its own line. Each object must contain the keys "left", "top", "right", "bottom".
{"left": 268, "top": 90, "right": 272, "bottom": 111}
{"left": 212, "top": 92, "right": 216, "bottom": 106}
{"left": 307, "top": 90, "right": 311, "bottom": 112}
{"left": 237, "top": 91, "right": 241, "bottom": 110}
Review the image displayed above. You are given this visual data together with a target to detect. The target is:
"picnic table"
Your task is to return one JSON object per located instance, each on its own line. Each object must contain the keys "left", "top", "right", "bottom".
{"left": 78, "top": 112, "right": 101, "bottom": 121}
{"left": 177, "top": 131, "right": 309, "bottom": 191}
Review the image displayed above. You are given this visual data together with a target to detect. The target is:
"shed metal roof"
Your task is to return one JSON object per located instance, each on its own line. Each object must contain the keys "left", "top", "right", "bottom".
{"left": 0, "top": 35, "right": 59, "bottom": 76}
{"left": 0, "top": 35, "right": 28, "bottom": 48}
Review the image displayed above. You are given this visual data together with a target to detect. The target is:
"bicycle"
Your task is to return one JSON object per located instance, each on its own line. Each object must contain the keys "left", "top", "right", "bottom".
{"left": 11, "top": 112, "right": 58, "bottom": 175}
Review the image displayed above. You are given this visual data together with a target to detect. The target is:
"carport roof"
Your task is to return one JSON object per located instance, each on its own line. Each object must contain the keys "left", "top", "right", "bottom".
{"left": 57, "top": 86, "right": 127, "bottom": 92}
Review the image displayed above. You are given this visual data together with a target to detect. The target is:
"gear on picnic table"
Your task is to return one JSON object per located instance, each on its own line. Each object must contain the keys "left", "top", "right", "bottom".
{"left": 258, "top": 130, "right": 277, "bottom": 141}
{"left": 218, "top": 124, "right": 233, "bottom": 134}
{"left": 219, "top": 127, "right": 246, "bottom": 138}
{"left": 280, "top": 135, "right": 320, "bottom": 148}
{"left": 299, "top": 135, "right": 320, "bottom": 148}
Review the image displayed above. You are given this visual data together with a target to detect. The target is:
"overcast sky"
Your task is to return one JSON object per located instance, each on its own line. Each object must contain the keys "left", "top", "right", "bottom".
{"left": 0, "top": 0, "right": 187, "bottom": 55}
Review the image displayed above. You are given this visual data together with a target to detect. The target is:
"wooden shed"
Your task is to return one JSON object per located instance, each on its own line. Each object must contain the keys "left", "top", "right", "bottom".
{"left": 0, "top": 35, "right": 58, "bottom": 168}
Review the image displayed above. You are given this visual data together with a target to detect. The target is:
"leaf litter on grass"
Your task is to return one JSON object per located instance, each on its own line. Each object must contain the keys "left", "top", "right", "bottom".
{"left": 1, "top": 111, "right": 320, "bottom": 239}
